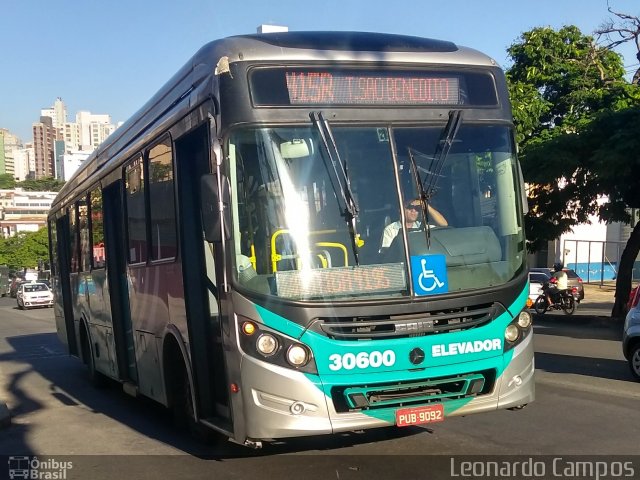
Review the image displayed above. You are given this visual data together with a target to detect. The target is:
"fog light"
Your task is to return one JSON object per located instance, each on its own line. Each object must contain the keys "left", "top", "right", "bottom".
{"left": 517, "top": 310, "right": 532, "bottom": 329}
{"left": 511, "top": 375, "right": 523, "bottom": 387}
{"left": 287, "top": 345, "right": 309, "bottom": 366}
{"left": 256, "top": 334, "right": 278, "bottom": 356}
{"left": 505, "top": 324, "right": 520, "bottom": 342}
{"left": 290, "top": 401, "right": 306, "bottom": 415}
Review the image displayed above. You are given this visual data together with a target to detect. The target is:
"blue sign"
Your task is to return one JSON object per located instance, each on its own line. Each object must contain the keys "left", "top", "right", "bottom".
{"left": 411, "top": 254, "right": 448, "bottom": 296}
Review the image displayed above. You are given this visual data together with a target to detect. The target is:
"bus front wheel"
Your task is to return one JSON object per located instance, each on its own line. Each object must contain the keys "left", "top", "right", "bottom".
{"left": 172, "top": 362, "right": 222, "bottom": 444}
{"left": 80, "top": 323, "right": 107, "bottom": 388}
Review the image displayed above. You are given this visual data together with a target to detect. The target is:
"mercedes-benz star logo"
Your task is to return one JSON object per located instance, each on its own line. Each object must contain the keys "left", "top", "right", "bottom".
{"left": 409, "top": 347, "right": 425, "bottom": 365}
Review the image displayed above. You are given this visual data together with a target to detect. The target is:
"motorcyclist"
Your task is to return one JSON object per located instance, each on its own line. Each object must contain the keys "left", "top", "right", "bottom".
{"left": 545, "top": 262, "right": 568, "bottom": 305}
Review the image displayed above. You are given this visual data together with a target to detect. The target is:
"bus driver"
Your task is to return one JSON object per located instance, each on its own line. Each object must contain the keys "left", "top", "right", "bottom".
{"left": 380, "top": 198, "right": 448, "bottom": 250}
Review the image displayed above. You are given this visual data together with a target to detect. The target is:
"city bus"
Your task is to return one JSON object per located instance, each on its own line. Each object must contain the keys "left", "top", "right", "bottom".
{"left": 48, "top": 31, "right": 533, "bottom": 448}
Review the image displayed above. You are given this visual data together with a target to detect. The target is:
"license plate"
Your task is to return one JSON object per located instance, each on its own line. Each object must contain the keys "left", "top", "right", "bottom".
{"left": 396, "top": 404, "right": 444, "bottom": 427}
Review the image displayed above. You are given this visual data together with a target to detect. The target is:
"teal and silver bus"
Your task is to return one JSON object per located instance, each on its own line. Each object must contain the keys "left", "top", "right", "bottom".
{"left": 48, "top": 32, "right": 533, "bottom": 447}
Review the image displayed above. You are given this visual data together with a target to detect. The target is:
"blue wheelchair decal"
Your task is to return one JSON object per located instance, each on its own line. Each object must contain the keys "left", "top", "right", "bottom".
{"left": 411, "top": 254, "right": 448, "bottom": 296}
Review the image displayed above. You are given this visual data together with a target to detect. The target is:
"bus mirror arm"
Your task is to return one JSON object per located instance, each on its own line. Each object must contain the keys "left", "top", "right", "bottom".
{"left": 200, "top": 173, "right": 231, "bottom": 242}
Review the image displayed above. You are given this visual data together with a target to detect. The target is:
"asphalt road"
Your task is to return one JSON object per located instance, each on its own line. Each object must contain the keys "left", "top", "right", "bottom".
{"left": 0, "top": 292, "right": 639, "bottom": 480}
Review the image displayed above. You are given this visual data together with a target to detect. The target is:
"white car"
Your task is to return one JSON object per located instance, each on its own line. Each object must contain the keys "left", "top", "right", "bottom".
{"left": 528, "top": 271, "right": 550, "bottom": 306}
{"left": 16, "top": 282, "right": 54, "bottom": 309}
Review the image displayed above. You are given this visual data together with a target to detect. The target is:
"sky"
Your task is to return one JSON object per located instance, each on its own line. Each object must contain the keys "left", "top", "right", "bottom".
{"left": 1, "top": 0, "right": 639, "bottom": 142}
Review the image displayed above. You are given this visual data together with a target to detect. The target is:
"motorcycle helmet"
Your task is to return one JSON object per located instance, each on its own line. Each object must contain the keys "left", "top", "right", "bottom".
{"left": 553, "top": 262, "right": 564, "bottom": 272}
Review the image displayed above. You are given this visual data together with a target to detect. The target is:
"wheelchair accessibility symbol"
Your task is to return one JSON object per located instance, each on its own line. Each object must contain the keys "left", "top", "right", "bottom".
{"left": 411, "top": 255, "right": 448, "bottom": 296}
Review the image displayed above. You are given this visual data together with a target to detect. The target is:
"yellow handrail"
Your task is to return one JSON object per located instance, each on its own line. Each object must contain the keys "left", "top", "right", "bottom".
{"left": 315, "top": 242, "right": 348, "bottom": 267}
{"left": 270, "top": 229, "right": 347, "bottom": 272}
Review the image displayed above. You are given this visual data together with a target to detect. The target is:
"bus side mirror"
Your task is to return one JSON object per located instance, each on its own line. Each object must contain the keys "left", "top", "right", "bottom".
{"left": 200, "top": 173, "right": 231, "bottom": 242}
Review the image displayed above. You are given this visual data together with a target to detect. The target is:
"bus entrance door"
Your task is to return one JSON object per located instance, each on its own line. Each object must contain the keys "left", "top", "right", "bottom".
{"left": 175, "top": 124, "right": 230, "bottom": 426}
{"left": 103, "top": 182, "right": 138, "bottom": 383}
{"left": 55, "top": 214, "right": 78, "bottom": 356}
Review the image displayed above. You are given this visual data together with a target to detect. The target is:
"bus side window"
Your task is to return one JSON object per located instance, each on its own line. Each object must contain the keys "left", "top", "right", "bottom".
{"left": 70, "top": 204, "right": 80, "bottom": 272}
{"left": 147, "top": 137, "right": 177, "bottom": 260}
{"left": 125, "top": 157, "right": 148, "bottom": 264}
{"left": 78, "top": 195, "right": 90, "bottom": 272}
{"left": 90, "top": 189, "right": 106, "bottom": 268}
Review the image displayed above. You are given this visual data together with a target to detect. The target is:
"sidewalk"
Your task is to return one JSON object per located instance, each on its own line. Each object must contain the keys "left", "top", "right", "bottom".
{"left": 580, "top": 282, "right": 620, "bottom": 321}
{"left": 582, "top": 282, "right": 616, "bottom": 305}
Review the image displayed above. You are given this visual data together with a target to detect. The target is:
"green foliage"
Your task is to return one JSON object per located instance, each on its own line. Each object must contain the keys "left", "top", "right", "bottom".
{"left": 0, "top": 173, "right": 17, "bottom": 189}
{"left": 0, "top": 228, "right": 50, "bottom": 270}
{"left": 506, "top": 25, "right": 640, "bottom": 250}
{"left": 18, "top": 176, "right": 65, "bottom": 192}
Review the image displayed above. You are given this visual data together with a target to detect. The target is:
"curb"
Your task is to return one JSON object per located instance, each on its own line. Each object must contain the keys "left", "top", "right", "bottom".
{"left": 0, "top": 402, "right": 11, "bottom": 429}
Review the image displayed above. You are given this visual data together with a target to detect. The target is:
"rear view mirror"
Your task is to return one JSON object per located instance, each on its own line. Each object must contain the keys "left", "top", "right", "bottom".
{"left": 280, "top": 139, "right": 310, "bottom": 159}
{"left": 200, "top": 173, "right": 231, "bottom": 242}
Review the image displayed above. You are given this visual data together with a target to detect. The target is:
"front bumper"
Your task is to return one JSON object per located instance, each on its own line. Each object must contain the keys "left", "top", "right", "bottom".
{"left": 238, "top": 333, "right": 534, "bottom": 441}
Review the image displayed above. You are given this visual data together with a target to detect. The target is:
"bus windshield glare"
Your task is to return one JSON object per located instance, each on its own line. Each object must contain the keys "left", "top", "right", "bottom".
{"left": 229, "top": 123, "right": 525, "bottom": 301}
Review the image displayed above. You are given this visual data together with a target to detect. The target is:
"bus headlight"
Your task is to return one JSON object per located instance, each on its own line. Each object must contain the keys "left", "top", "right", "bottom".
{"left": 517, "top": 310, "right": 532, "bottom": 329}
{"left": 505, "top": 324, "right": 520, "bottom": 342}
{"left": 504, "top": 308, "right": 533, "bottom": 352}
{"left": 236, "top": 314, "right": 317, "bottom": 374}
{"left": 287, "top": 345, "right": 309, "bottom": 367}
{"left": 256, "top": 334, "right": 278, "bottom": 356}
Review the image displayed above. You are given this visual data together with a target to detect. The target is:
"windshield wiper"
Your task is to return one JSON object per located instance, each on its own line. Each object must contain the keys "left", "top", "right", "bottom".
{"left": 310, "top": 111, "right": 362, "bottom": 266}
{"left": 409, "top": 110, "right": 462, "bottom": 248}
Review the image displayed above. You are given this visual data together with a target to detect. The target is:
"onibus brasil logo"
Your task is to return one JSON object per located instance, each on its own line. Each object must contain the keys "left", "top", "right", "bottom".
{"left": 8, "top": 456, "right": 73, "bottom": 480}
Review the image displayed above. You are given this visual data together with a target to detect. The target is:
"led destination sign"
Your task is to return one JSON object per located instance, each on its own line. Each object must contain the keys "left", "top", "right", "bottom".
{"left": 249, "top": 68, "right": 498, "bottom": 107}
{"left": 285, "top": 71, "right": 460, "bottom": 105}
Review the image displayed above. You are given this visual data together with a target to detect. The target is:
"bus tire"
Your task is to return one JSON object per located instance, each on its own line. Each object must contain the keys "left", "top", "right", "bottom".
{"left": 80, "top": 323, "right": 107, "bottom": 388}
{"left": 171, "top": 359, "right": 221, "bottom": 444}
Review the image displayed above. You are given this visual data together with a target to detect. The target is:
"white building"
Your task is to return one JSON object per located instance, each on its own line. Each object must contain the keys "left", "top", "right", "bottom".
{"left": 0, "top": 188, "right": 57, "bottom": 237}
{"left": 60, "top": 150, "right": 91, "bottom": 180}
{"left": 75, "top": 111, "right": 114, "bottom": 151}
{"left": 13, "top": 147, "right": 33, "bottom": 181}
{"left": 532, "top": 203, "right": 637, "bottom": 282}
{"left": 41, "top": 97, "right": 68, "bottom": 130}
{"left": 62, "top": 111, "right": 115, "bottom": 152}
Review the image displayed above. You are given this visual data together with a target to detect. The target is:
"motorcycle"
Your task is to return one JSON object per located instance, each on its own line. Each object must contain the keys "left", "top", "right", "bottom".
{"left": 533, "top": 281, "right": 576, "bottom": 315}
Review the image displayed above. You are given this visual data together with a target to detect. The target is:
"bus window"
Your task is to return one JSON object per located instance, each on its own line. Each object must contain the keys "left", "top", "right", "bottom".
{"left": 90, "top": 189, "right": 105, "bottom": 268}
{"left": 78, "top": 196, "right": 90, "bottom": 272}
{"left": 147, "top": 137, "right": 177, "bottom": 260}
{"left": 125, "top": 157, "right": 148, "bottom": 264}
{"left": 70, "top": 205, "right": 80, "bottom": 273}
{"left": 48, "top": 219, "right": 57, "bottom": 276}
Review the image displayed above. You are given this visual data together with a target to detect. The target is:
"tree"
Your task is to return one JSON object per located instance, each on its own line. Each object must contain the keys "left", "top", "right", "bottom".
{"left": 506, "top": 26, "right": 640, "bottom": 317}
{"left": 0, "top": 173, "right": 16, "bottom": 189}
{"left": 18, "top": 177, "right": 65, "bottom": 192}
{"left": 596, "top": 3, "right": 640, "bottom": 84}
{"left": 0, "top": 228, "right": 50, "bottom": 270}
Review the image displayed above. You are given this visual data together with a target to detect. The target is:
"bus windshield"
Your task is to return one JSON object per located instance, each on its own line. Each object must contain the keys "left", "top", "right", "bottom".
{"left": 229, "top": 123, "right": 525, "bottom": 301}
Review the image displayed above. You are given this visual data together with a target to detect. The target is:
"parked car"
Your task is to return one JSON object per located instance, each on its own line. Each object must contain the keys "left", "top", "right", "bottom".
{"left": 563, "top": 268, "right": 584, "bottom": 302}
{"left": 623, "top": 293, "right": 640, "bottom": 380}
{"left": 528, "top": 271, "right": 551, "bottom": 306}
{"left": 529, "top": 267, "right": 584, "bottom": 302}
{"left": 9, "top": 278, "right": 26, "bottom": 298}
{"left": 16, "top": 282, "right": 54, "bottom": 310}
{"left": 628, "top": 284, "right": 639, "bottom": 311}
